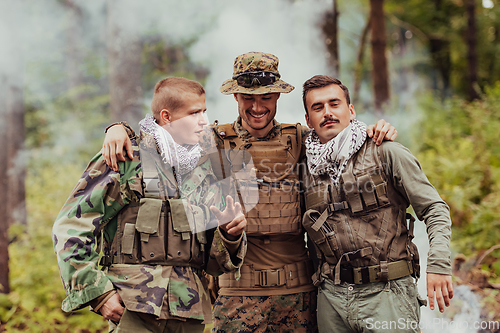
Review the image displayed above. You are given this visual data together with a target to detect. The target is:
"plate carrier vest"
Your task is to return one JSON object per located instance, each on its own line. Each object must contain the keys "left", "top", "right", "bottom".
{"left": 212, "top": 122, "right": 313, "bottom": 290}
{"left": 100, "top": 139, "right": 209, "bottom": 270}
{"left": 302, "top": 139, "right": 420, "bottom": 285}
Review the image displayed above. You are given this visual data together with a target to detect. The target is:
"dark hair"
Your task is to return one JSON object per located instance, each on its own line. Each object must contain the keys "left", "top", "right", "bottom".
{"left": 302, "top": 75, "right": 350, "bottom": 114}
{"left": 150, "top": 77, "right": 205, "bottom": 121}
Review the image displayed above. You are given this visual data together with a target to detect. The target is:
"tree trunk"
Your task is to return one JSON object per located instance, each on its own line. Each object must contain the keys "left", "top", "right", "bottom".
{"left": 466, "top": 0, "right": 479, "bottom": 101}
{"left": 353, "top": 16, "right": 371, "bottom": 105}
{"left": 64, "top": 0, "right": 85, "bottom": 94}
{"left": 322, "top": 0, "right": 340, "bottom": 77}
{"left": 0, "top": 2, "right": 27, "bottom": 293}
{"left": 369, "top": 0, "right": 390, "bottom": 115}
{"left": 6, "top": 83, "right": 26, "bottom": 227}
{"left": 429, "top": 0, "right": 452, "bottom": 99}
{"left": 107, "top": 0, "right": 143, "bottom": 132}
{"left": 0, "top": 76, "right": 10, "bottom": 294}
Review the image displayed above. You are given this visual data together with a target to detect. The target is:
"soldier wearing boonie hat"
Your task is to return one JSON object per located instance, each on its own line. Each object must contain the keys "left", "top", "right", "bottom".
{"left": 212, "top": 51, "right": 318, "bottom": 332}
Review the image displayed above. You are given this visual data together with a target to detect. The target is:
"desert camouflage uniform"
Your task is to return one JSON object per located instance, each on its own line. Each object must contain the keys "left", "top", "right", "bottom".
{"left": 52, "top": 130, "right": 246, "bottom": 329}
{"left": 201, "top": 118, "right": 317, "bottom": 333}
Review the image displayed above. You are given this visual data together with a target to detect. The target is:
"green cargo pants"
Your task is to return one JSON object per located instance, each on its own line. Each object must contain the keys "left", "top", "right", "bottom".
{"left": 108, "top": 308, "right": 205, "bottom": 333}
{"left": 317, "top": 275, "right": 424, "bottom": 333}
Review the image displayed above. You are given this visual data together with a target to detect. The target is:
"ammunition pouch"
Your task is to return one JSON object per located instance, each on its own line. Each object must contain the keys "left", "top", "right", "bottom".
{"left": 103, "top": 198, "right": 207, "bottom": 269}
{"left": 302, "top": 209, "right": 339, "bottom": 263}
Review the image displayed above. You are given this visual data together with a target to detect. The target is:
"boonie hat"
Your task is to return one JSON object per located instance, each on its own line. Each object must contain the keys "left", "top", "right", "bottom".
{"left": 219, "top": 51, "right": 295, "bottom": 95}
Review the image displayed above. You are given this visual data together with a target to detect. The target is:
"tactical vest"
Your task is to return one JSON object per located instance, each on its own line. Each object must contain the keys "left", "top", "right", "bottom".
{"left": 302, "top": 139, "right": 420, "bottom": 285}
{"left": 100, "top": 139, "right": 209, "bottom": 269}
{"left": 214, "top": 123, "right": 303, "bottom": 236}
{"left": 213, "top": 122, "right": 313, "bottom": 290}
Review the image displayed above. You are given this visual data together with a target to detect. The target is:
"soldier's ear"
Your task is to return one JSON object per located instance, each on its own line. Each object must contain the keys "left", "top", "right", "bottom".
{"left": 349, "top": 104, "right": 356, "bottom": 121}
{"left": 159, "top": 109, "right": 171, "bottom": 126}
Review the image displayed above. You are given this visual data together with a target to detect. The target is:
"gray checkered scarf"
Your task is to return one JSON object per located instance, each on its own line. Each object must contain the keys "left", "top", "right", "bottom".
{"left": 139, "top": 114, "right": 201, "bottom": 183}
{"left": 305, "top": 119, "right": 367, "bottom": 184}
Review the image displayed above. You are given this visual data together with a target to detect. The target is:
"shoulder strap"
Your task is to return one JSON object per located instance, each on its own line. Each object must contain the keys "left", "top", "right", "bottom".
{"left": 216, "top": 123, "right": 237, "bottom": 138}
{"left": 139, "top": 140, "right": 178, "bottom": 199}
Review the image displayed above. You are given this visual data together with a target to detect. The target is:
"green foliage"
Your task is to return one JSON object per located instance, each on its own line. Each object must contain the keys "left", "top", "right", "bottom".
{"left": 414, "top": 83, "right": 500, "bottom": 276}
{"left": 1, "top": 162, "right": 108, "bottom": 332}
{"left": 386, "top": 0, "right": 500, "bottom": 97}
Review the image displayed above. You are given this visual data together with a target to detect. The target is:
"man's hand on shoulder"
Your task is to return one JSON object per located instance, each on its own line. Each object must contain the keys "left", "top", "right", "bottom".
{"left": 366, "top": 119, "right": 398, "bottom": 145}
{"left": 427, "top": 272, "right": 454, "bottom": 313}
{"left": 103, "top": 124, "right": 133, "bottom": 172}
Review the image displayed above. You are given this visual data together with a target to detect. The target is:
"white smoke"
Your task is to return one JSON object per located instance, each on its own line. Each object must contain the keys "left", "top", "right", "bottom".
{"left": 188, "top": 0, "right": 332, "bottom": 125}
{"left": 414, "top": 220, "right": 482, "bottom": 333}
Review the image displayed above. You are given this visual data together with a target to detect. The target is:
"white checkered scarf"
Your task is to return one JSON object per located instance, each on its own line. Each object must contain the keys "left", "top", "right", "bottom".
{"left": 139, "top": 114, "right": 201, "bottom": 183}
{"left": 305, "top": 119, "right": 367, "bottom": 184}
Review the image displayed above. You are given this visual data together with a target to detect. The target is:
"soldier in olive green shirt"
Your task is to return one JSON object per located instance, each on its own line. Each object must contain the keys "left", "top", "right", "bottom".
{"left": 301, "top": 75, "right": 453, "bottom": 333}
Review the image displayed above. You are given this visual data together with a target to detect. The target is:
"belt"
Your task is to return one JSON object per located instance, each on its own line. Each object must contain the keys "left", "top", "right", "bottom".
{"left": 325, "top": 260, "right": 413, "bottom": 285}
{"left": 219, "top": 260, "right": 313, "bottom": 289}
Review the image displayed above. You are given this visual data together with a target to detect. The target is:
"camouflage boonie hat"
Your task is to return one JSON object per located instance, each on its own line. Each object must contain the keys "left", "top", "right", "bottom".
{"left": 219, "top": 52, "right": 295, "bottom": 95}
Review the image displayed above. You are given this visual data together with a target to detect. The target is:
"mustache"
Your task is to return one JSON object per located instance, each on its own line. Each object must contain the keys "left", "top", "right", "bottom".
{"left": 320, "top": 116, "right": 339, "bottom": 127}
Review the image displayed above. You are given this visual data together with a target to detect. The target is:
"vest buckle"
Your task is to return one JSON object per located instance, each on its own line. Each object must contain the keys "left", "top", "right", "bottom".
{"left": 328, "top": 201, "right": 348, "bottom": 212}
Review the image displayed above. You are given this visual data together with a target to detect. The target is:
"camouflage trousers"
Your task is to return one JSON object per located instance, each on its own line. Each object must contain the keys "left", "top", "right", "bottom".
{"left": 212, "top": 291, "right": 318, "bottom": 333}
{"left": 108, "top": 308, "right": 205, "bottom": 333}
{"left": 317, "top": 275, "right": 424, "bottom": 333}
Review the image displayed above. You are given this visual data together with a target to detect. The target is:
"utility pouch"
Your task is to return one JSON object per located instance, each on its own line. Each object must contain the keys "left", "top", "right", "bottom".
{"left": 136, "top": 198, "right": 165, "bottom": 263}
{"left": 190, "top": 204, "right": 207, "bottom": 267}
{"left": 302, "top": 209, "right": 338, "bottom": 260}
{"left": 166, "top": 199, "right": 207, "bottom": 267}
{"left": 406, "top": 213, "right": 420, "bottom": 279}
{"left": 167, "top": 199, "right": 193, "bottom": 265}
{"left": 408, "top": 241, "right": 420, "bottom": 279}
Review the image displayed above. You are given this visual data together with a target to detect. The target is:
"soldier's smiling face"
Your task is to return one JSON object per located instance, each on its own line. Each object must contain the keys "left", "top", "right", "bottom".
{"left": 234, "top": 92, "right": 280, "bottom": 137}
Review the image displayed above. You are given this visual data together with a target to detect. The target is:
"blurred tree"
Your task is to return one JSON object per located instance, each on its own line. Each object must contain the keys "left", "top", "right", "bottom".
{"left": 353, "top": 15, "right": 371, "bottom": 105}
{"left": 0, "top": 1, "right": 27, "bottom": 294}
{"left": 385, "top": 0, "right": 500, "bottom": 99}
{"left": 370, "top": 0, "right": 390, "bottom": 115}
{"left": 64, "top": 0, "right": 85, "bottom": 93}
{"left": 466, "top": 0, "right": 480, "bottom": 101}
{"left": 6, "top": 83, "right": 26, "bottom": 229}
{"left": 107, "top": 0, "right": 144, "bottom": 132}
{"left": 322, "top": 0, "right": 340, "bottom": 76}
{"left": 0, "top": 76, "right": 10, "bottom": 294}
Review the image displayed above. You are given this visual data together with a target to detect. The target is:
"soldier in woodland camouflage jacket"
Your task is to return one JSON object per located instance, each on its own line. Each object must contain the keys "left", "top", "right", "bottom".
{"left": 52, "top": 77, "right": 247, "bottom": 333}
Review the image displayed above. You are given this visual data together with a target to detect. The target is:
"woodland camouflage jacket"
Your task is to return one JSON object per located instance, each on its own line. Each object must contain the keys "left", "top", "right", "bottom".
{"left": 52, "top": 131, "right": 246, "bottom": 322}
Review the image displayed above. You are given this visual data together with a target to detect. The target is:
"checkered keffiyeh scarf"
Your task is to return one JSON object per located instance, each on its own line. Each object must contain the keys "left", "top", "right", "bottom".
{"left": 305, "top": 119, "right": 367, "bottom": 184}
{"left": 139, "top": 114, "right": 201, "bottom": 183}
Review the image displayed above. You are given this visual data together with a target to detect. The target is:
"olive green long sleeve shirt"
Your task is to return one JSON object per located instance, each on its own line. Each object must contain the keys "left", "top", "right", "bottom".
{"left": 381, "top": 141, "right": 452, "bottom": 275}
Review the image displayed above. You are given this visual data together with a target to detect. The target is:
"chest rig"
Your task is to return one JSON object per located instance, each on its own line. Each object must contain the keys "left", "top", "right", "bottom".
{"left": 215, "top": 123, "right": 304, "bottom": 236}
{"left": 213, "top": 123, "right": 313, "bottom": 291}
{"left": 302, "top": 140, "right": 420, "bottom": 285}
{"left": 101, "top": 138, "right": 209, "bottom": 269}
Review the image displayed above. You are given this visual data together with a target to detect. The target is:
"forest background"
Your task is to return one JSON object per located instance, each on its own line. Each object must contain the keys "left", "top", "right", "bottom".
{"left": 1, "top": 0, "right": 500, "bottom": 332}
